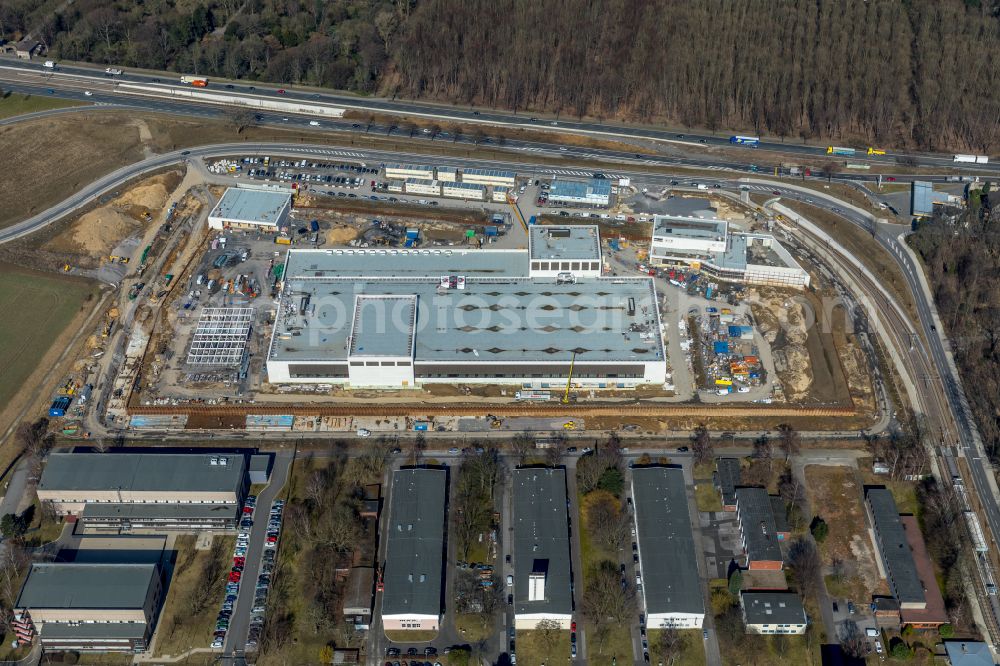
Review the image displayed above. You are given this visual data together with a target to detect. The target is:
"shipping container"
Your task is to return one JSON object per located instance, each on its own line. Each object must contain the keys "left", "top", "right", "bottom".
{"left": 48, "top": 396, "right": 72, "bottom": 417}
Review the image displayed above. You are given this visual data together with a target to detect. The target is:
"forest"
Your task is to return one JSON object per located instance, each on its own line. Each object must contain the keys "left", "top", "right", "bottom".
{"left": 910, "top": 188, "right": 1000, "bottom": 461}
{"left": 0, "top": 0, "right": 998, "bottom": 149}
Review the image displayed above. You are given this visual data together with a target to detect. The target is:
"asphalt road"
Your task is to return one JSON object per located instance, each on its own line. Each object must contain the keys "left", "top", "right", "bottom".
{"left": 0, "top": 56, "right": 994, "bottom": 174}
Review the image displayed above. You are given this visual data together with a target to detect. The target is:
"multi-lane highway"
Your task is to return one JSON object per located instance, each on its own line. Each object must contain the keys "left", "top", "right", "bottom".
{"left": 0, "top": 56, "right": 995, "bottom": 177}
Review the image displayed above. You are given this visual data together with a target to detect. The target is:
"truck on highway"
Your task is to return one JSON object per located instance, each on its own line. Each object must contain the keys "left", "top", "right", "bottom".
{"left": 729, "top": 135, "right": 760, "bottom": 147}
{"left": 826, "top": 146, "right": 856, "bottom": 156}
{"left": 954, "top": 154, "right": 989, "bottom": 164}
{"left": 105, "top": 67, "right": 123, "bottom": 76}
{"left": 867, "top": 147, "right": 886, "bottom": 155}
{"left": 180, "top": 75, "right": 209, "bottom": 87}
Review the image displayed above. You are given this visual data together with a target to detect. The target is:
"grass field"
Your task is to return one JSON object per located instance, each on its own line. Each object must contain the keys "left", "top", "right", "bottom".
{"left": 694, "top": 483, "right": 722, "bottom": 512}
{"left": 0, "top": 91, "right": 83, "bottom": 120}
{"left": 153, "top": 535, "right": 234, "bottom": 658}
{"left": 516, "top": 628, "right": 571, "bottom": 664}
{"left": 577, "top": 489, "right": 635, "bottom": 663}
{"left": 0, "top": 265, "right": 96, "bottom": 412}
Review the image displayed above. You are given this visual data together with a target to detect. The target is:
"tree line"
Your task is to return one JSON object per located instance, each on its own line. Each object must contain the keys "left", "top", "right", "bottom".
{"left": 2, "top": 0, "right": 998, "bottom": 151}
{"left": 910, "top": 188, "right": 1000, "bottom": 461}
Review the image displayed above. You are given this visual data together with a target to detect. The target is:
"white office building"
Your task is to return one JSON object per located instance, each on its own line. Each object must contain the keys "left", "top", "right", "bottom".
{"left": 207, "top": 188, "right": 291, "bottom": 231}
{"left": 650, "top": 204, "right": 809, "bottom": 288}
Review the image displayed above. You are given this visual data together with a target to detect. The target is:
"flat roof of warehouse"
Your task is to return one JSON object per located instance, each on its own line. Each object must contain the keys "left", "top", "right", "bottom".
{"left": 349, "top": 295, "right": 417, "bottom": 358}
{"left": 512, "top": 467, "right": 572, "bottom": 617}
{"left": 529, "top": 225, "right": 602, "bottom": 261}
{"left": 39, "top": 453, "right": 246, "bottom": 494}
{"left": 381, "top": 469, "right": 446, "bottom": 618}
{"left": 283, "top": 248, "right": 529, "bottom": 279}
{"left": 632, "top": 467, "right": 704, "bottom": 617}
{"left": 270, "top": 276, "right": 662, "bottom": 364}
{"left": 16, "top": 563, "right": 157, "bottom": 610}
{"left": 209, "top": 187, "right": 289, "bottom": 223}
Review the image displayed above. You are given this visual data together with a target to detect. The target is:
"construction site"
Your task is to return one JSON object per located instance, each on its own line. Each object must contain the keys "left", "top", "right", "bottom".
{"left": 17, "top": 153, "right": 879, "bottom": 439}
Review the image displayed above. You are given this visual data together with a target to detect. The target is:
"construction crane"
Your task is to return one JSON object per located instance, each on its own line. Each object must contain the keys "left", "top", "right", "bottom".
{"left": 562, "top": 352, "right": 577, "bottom": 404}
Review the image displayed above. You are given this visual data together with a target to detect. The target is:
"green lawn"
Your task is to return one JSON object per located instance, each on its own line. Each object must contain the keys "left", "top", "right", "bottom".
{"left": 646, "top": 629, "right": 707, "bottom": 666}
{"left": 694, "top": 483, "right": 722, "bottom": 512}
{"left": 0, "top": 91, "right": 84, "bottom": 120}
{"left": 516, "top": 628, "right": 571, "bottom": 664}
{"left": 454, "top": 613, "right": 492, "bottom": 643}
{"left": 0, "top": 266, "right": 96, "bottom": 411}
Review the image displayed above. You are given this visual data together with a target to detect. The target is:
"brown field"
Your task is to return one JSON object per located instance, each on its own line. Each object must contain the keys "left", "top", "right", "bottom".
{"left": 804, "top": 465, "right": 887, "bottom": 601}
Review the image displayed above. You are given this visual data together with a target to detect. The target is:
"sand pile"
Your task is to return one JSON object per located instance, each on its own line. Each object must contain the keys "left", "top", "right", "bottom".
{"left": 70, "top": 208, "right": 140, "bottom": 255}
{"left": 114, "top": 179, "right": 170, "bottom": 210}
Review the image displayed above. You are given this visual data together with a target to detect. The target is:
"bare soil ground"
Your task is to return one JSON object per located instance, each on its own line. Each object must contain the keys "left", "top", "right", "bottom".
{"left": 0, "top": 112, "right": 148, "bottom": 229}
{"left": 45, "top": 171, "right": 183, "bottom": 263}
{"left": 804, "top": 465, "right": 887, "bottom": 601}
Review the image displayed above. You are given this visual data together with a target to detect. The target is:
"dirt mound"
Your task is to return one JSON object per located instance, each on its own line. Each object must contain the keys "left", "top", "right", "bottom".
{"left": 327, "top": 227, "right": 358, "bottom": 244}
{"left": 70, "top": 208, "right": 141, "bottom": 256}
{"left": 114, "top": 180, "right": 169, "bottom": 211}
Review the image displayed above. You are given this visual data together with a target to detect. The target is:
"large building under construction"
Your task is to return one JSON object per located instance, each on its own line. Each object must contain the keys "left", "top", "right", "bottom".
{"left": 265, "top": 226, "right": 667, "bottom": 389}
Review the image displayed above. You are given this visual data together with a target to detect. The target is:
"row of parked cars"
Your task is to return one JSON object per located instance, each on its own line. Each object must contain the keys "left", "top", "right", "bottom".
{"left": 211, "top": 495, "right": 258, "bottom": 648}
{"left": 246, "top": 499, "right": 284, "bottom": 650}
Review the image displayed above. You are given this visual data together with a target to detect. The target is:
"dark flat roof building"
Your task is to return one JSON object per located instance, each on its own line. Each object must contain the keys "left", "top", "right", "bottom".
{"left": 512, "top": 467, "right": 573, "bottom": 629}
{"left": 735, "top": 487, "right": 783, "bottom": 570}
{"left": 380, "top": 469, "right": 447, "bottom": 631}
{"left": 38, "top": 452, "right": 248, "bottom": 531}
{"left": 866, "top": 487, "right": 925, "bottom": 609}
{"left": 741, "top": 592, "right": 807, "bottom": 635}
{"left": 631, "top": 466, "right": 705, "bottom": 628}
{"left": 15, "top": 562, "right": 165, "bottom": 653}
{"left": 716, "top": 458, "right": 741, "bottom": 510}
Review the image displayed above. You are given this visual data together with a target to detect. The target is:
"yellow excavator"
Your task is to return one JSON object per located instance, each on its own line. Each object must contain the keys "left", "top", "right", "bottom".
{"left": 562, "top": 352, "right": 577, "bottom": 404}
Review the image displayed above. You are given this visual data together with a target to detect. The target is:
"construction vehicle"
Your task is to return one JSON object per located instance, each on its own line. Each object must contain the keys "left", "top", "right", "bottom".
{"left": 562, "top": 352, "right": 577, "bottom": 404}
{"left": 563, "top": 421, "right": 576, "bottom": 430}
{"left": 108, "top": 255, "right": 129, "bottom": 264}
{"left": 490, "top": 417, "right": 502, "bottom": 429}
{"left": 867, "top": 147, "right": 886, "bottom": 156}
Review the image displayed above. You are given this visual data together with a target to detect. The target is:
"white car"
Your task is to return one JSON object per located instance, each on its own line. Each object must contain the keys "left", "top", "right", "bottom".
{"left": 212, "top": 639, "right": 224, "bottom": 649}
{"left": 309, "top": 120, "right": 320, "bottom": 126}
{"left": 875, "top": 640, "right": 883, "bottom": 654}
{"left": 356, "top": 428, "right": 371, "bottom": 438}
{"left": 506, "top": 575, "right": 513, "bottom": 587}
{"left": 84, "top": 91, "right": 93, "bottom": 96}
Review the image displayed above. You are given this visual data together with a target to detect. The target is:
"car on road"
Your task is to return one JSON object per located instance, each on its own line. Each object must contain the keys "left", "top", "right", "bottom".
{"left": 703, "top": 629, "right": 709, "bottom": 640}
{"left": 772, "top": 190, "right": 781, "bottom": 195}
{"left": 356, "top": 428, "right": 371, "bottom": 437}
{"left": 507, "top": 574, "right": 514, "bottom": 587}
{"left": 571, "top": 644, "right": 577, "bottom": 658}
{"left": 309, "top": 120, "right": 321, "bottom": 126}
{"left": 676, "top": 446, "right": 689, "bottom": 452}
{"left": 875, "top": 640, "right": 883, "bottom": 654}
{"left": 449, "top": 447, "right": 460, "bottom": 454}
{"left": 277, "top": 89, "right": 285, "bottom": 94}
{"left": 84, "top": 90, "right": 93, "bottom": 96}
